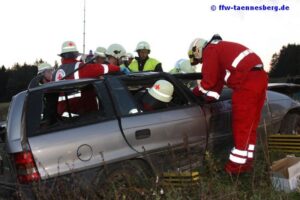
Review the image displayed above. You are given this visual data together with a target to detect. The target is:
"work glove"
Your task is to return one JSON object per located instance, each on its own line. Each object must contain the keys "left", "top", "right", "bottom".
{"left": 120, "top": 66, "right": 131, "bottom": 75}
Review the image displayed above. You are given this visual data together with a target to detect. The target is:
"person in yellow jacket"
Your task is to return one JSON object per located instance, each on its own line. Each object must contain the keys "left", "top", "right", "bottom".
{"left": 129, "top": 41, "right": 162, "bottom": 72}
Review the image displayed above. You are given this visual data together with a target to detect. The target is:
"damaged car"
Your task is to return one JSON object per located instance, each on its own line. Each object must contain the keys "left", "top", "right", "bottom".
{"left": 1, "top": 72, "right": 300, "bottom": 197}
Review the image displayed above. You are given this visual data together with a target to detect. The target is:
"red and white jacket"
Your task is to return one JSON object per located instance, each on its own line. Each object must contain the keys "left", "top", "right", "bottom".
{"left": 193, "top": 40, "right": 263, "bottom": 100}
{"left": 53, "top": 58, "right": 120, "bottom": 81}
{"left": 53, "top": 58, "right": 120, "bottom": 115}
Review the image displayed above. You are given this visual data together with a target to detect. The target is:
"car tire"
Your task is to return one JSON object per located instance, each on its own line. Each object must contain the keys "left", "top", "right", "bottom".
{"left": 97, "top": 160, "right": 154, "bottom": 199}
{"left": 280, "top": 113, "right": 300, "bottom": 135}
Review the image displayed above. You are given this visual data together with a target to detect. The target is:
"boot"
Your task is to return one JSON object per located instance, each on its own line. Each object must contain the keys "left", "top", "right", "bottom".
{"left": 224, "top": 160, "right": 253, "bottom": 175}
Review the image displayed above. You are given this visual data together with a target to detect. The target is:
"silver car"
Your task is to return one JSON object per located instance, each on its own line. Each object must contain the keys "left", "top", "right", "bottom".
{"left": 1, "top": 72, "right": 300, "bottom": 193}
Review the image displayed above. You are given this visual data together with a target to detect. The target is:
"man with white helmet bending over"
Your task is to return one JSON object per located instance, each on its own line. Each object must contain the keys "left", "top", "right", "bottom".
{"left": 189, "top": 34, "right": 268, "bottom": 175}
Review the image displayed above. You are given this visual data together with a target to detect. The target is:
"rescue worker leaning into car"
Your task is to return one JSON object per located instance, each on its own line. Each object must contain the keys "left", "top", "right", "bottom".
{"left": 52, "top": 41, "right": 122, "bottom": 115}
{"left": 189, "top": 34, "right": 268, "bottom": 175}
{"left": 138, "top": 80, "right": 174, "bottom": 111}
{"left": 28, "top": 62, "right": 54, "bottom": 88}
{"left": 105, "top": 43, "right": 130, "bottom": 74}
{"left": 129, "top": 41, "right": 163, "bottom": 72}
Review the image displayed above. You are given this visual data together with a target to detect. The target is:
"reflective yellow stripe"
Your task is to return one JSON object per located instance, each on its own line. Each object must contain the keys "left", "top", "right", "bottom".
{"left": 129, "top": 58, "right": 159, "bottom": 72}
{"left": 232, "top": 49, "right": 253, "bottom": 68}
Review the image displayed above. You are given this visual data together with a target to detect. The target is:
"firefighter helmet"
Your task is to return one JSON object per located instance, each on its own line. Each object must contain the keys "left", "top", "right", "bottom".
{"left": 106, "top": 44, "right": 126, "bottom": 59}
{"left": 94, "top": 47, "right": 106, "bottom": 58}
{"left": 171, "top": 59, "right": 195, "bottom": 74}
{"left": 135, "top": 41, "right": 151, "bottom": 52}
{"left": 126, "top": 52, "right": 134, "bottom": 59}
{"left": 188, "top": 38, "right": 207, "bottom": 64}
{"left": 148, "top": 80, "right": 174, "bottom": 103}
{"left": 58, "top": 41, "right": 79, "bottom": 56}
{"left": 38, "top": 62, "right": 53, "bottom": 74}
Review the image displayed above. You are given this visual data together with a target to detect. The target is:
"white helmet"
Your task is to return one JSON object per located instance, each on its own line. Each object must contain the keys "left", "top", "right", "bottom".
{"left": 148, "top": 80, "right": 174, "bottom": 103}
{"left": 58, "top": 41, "right": 79, "bottom": 56}
{"left": 121, "top": 52, "right": 134, "bottom": 62}
{"left": 171, "top": 59, "right": 195, "bottom": 74}
{"left": 94, "top": 47, "right": 106, "bottom": 58}
{"left": 126, "top": 52, "right": 134, "bottom": 59}
{"left": 188, "top": 38, "right": 208, "bottom": 64}
{"left": 135, "top": 41, "right": 151, "bottom": 52}
{"left": 38, "top": 62, "right": 53, "bottom": 74}
{"left": 106, "top": 44, "right": 126, "bottom": 59}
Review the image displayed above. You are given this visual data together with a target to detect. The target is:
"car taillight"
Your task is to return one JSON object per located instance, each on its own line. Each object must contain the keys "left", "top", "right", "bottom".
{"left": 13, "top": 151, "right": 40, "bottom": 184}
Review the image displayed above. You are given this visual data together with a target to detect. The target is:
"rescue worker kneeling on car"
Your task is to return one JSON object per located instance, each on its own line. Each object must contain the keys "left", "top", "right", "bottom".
{"left": 138, "top": 80, "right": 174, "bottom": 111}
{"left": 189, "top": 34, "right": 268, "bottom": 175}
{"left": 53, "top": 41, "right": 122, "bottom": 116}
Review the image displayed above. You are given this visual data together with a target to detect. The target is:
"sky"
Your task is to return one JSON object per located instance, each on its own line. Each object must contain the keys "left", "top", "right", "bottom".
{"left": 0, "top": 0, "right": 299, "bottom": 72}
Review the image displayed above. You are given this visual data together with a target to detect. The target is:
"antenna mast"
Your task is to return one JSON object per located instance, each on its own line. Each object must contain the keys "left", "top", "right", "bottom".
{"left": 83, "top": 0, "right": 86, "bottom": 54}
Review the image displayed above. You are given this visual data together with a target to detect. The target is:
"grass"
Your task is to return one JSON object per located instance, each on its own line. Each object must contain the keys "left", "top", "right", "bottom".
{"left": 0, "top": 105, "right": 300, "bottom": 199}
{"left": 0, "top": 102, "right": 9, "bottom": 121}
{"left": 1, "top": 142, "right": 299, "bottom": 200}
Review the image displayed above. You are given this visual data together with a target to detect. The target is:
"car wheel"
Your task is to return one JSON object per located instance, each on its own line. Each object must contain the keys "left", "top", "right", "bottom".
{"left": 280, "top": 113, "right": 300, "bottom": 135}
{"left": 98, "top": 160, "right": 154, "bottom": 199}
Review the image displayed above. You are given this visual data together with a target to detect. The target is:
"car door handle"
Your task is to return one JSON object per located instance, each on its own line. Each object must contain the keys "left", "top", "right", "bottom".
{"left": 135, "top": 129, "right": 151, "bottom": 140}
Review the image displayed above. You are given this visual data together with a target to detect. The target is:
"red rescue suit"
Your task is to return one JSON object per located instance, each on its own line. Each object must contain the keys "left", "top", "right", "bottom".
{"left": 53, "top": 58, "right": 120, "bottom": 115}
{"left": 193, "top": 40, "right": 268, "bottom": 173}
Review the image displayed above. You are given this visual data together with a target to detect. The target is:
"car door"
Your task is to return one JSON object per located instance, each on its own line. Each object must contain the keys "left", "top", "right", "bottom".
{"left": 106, "top": 76, "right": 208, "bottom": 153}
{"left": 120, "top": 106, "right": 207, "bottom": 153}
{"left": 26, "top": 81, "right": 136, "bottom": 179}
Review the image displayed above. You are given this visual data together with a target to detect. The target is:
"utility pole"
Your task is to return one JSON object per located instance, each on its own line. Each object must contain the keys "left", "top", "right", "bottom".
{"left": 83, "top": 0, "right": 86, "bottom": 54}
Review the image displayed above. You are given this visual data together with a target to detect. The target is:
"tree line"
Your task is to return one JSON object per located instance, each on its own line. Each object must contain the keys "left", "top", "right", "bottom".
{"left": 0, "top": 44, "right": 299, "bottom": 102}
{"left": 269, "top": 43, "right": 300, "bottom": 82}
{"left": 0, "top": 59, "right": 59, "bottom": 102}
